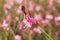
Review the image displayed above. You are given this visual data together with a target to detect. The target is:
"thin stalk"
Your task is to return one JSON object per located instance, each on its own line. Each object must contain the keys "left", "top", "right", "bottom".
{"left": 45, "top": 36, "right": 50, "bottom": 40}
{"left": 47, "top": 22, "right": 56, "bottom": 40}
{"left": 39, "top": 25, "right": 54, "bottom": 40}
{"left": 28, "top": 28, "right": 32, "bottom": 40}
{"left": 48, "top": 23, "right": 52, "bottom": 37}
{"left": 26, "top": 0, "right": 32, "bottom": 40}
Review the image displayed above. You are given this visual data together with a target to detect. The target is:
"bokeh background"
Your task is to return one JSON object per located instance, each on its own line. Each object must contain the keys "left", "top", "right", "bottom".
{"left": 0, "top": 0, "right": 60, "bottom": 40}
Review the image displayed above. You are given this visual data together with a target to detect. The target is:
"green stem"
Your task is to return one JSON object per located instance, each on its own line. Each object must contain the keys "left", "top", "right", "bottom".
{"left": 39, "top": 25, "right": 54, "bottom": 40}
{"left": 48, "top": 23, "right": 52, "bottom": 36}
{"left": 28, "top": 28, "right": 32, "bottom": 40}
{"left": 29, "top": 34, "right": 32, "bottom": 40}
{"left": 48, "top": 22, "right": 56, "bottom": 40}
{"left": 45, "top": 36, "right": 50, "bottom": 40}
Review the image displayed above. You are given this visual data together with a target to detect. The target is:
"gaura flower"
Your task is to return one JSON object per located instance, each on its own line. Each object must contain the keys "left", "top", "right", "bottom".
{"left": 15, "top": 0, "right": 23, "bottom": 4}
{"left": 33, "top": 27, "right": 42, "bottom": 34}
{"left": 54, "top": 16, "right": 60, "bottom": 26}
{"left": 35, "top": 4, "right": 41, "bottom": 11}
{"left": 15, "top": 35, "right": 22, "bottom": 40}
{"left": 45, "top": 14, "right": 53, "bottom": 20}
{"left": 41, "top": 19, "right": 49, "bottom": 26}
{"left": 23, "top": 14, "right": 33, "bottom": 28}
{"left": 28, "top": 0, "right": 34, "bottom": 11}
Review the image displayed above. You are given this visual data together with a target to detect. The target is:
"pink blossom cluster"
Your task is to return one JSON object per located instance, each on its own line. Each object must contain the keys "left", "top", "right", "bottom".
{"left": 0, "top": 0, "right": 60, "bottom": 40}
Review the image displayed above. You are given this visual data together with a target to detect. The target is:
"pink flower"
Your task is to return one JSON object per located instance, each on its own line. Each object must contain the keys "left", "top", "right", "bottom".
{"left": 4, "top": 9, "right": 8, "bottom": 14}
{"left": 48, "top": 0, "right": 53, "bottom": 7}
{"left": 3, "top": 4, "right": 12, "bottom": 14}
{"left": 4, "top": 0, "right": 14, "bottom": 9}
{"left": 16, "top": 9, "right": 22, "bottom": 14}
{"left": 3, "top": 0, "right": 14, "bottom": 14}
{"left": 5, "top": 13, "right": 11, "bottom": 22}
{"left": 54, "top": 16, "right": 60, "bottom": 26}
{"left": 13, "top": 17, "right": 19, "bottom": 25}
{"left": 23, "top": 19, "right": 27, "bottom": 24}
{"left": 39, "top": 0, "right": 44, "bottom": 2}
{"left": 2, "top": 19, "right": 9, "bottom": 30}
{"left": 55, "top": 16, "right": 60, "bottom": 21}
{"left": 23, "top": 14, "right": 33, "bottom": 28}
{"left": 29, "top": 30, "right": 34, "bottom": 35}
{"left": 56, "top": 0, "right": 60, "bottom": 3}
{"left": 54, "top": 31, "right": 59, "bottom": 36}
{"left": 23, "top": 29, "right": 27, "bottom": 32}
{"left": 2, "top": 20, "right": 8, "bottom": 27}
{"left": 35, "top": 5, "right": 41, "bottom": 11}
{"left": 33, "top": 27, "right": 42, "bottom": 34}
{"left": 28, "top": 1, "right": 34, "bottom": 11}
{"left": 15, "top": 0, "right": 23, "bottom": 4}
{"left": 13, "top": 19, "right": 17, "bottom": 25}
{"left": 34, "top": 13, "right": 43, "bottom": 21}
{"left": 15, "top": 17, "right": 19, "bottom": 21}
{"left": 41, "top": 20, "right": 49, "bottom": 26}
{"left": 52, "top": 6, "right": 57, "bottom": 11}
{"left": 15, "top": 35, "right": 22, "bottom": 40}
{"left": 23, "top": 0, "right": 27, "bottom": 5}
{"left": 45, "top": 14, "right": 53, "bottom": 20}
{"left": 4, "top": 4, "right": 12, "bottom": 9}
{"left": 16, "top": 5, "right": 23, "bottom": 14}
{"left": 6, "top": 0, "right": 14, "bottom": 6}
{"left": 19, "top": 22, "right": 23, "bottom": 30}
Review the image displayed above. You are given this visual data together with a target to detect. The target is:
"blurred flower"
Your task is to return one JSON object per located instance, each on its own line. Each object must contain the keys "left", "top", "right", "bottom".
{"left": 55, "top": 16, "right": 60, "bottom": 26}
{"left": 30, "top": 30, "right": 34, "bottom": 35}
{"left": 35, "top": 4, "right": 41, "bottom": 11}
{"left": 48, "top": 0, "right": 53, "bottom": 7}
{"left": 16, "top": 9, "right": 22, "bottom": 14}
{"left": 55, "top": 16, "right": 60, "bottom": 21}
{"left": 23, "top": 29, "right": 27, "bottom": 32}
{"left": 39, "top": 0, "right": 44, "bottom": 2}
{"left": 23, "top": 0, "right": 27, "bottom": 5}
{"left": 2, "top": 20, "right": 8, "bottom": 27}
{"left": 15, "top": 0, "right": 23, "bottom": 4}
{"left": 45, "top": 14, "right": 53, "bottom": 20}
{"left": 15, "top": 17, "right": 19, "bottom": 21}
{"left": 33, "top": 27, "right": 42, "bottom": 34}
{"left": 15, "top": 35, "right": 22, "bottom": 40}
{"left": 13, "top": 16, "right": 19, "bottom": 25}
{"left": 13, "top": 19, "right": 17, "bottom": 25}
{"left": 54, "top": 31, "right": 59, "bottom": 36}
{"left": 0, "top": 0, "right": 60, "bottom": 40}
{"left": 19, "top": 22, "right": 23, "bottom": 30}
{"left": 3, "top": 4, "right": 10, "bottom": 14}
{"left": 5, "top": 13, "right": 11, "bottom": 22}
{"left": 28, "top": 1, "right": 34, "bottom": 11}
{"left": 56, "top": 0, "right": 60, "bottom": 3}
{"left": 4, "top": 10, "right": 9, "bottom": 14}
{"left": 52, "top": 6, "right": 57, "bottom": 11}
{"left": 23, "top": 19, "right": 32, "bottom": 28}
{"left": 23, "top": 14, "right": 33, "bottom": 28}
{"left": 34, "top": 13, "right": 43, "bottom": 21}
{"left": 2, "top": 19, "right": 10, "bottom": 30}
{"left": 16, "top": 5, "right": 23, "bottom": 14}
{"left": 41, "top": 19, "right": 49, "bottom": 26}
{"left": 4, "top": 0, "right": 14, "bottom": 9}
{"left": 4, "top": 4, "right": 12, "bottom": 9}
{"left": 6, "top": 0, "right": 14, "bottom": 6}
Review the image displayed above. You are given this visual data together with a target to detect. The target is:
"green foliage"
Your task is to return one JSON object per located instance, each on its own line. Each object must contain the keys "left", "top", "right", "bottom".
{"left": 0, "top": 27, "right": 15, "bottom": 40}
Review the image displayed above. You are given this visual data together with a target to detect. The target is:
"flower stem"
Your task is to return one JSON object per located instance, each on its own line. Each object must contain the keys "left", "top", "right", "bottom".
{"left": 39, "top": 25, "right": 54, "bottom": 40}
